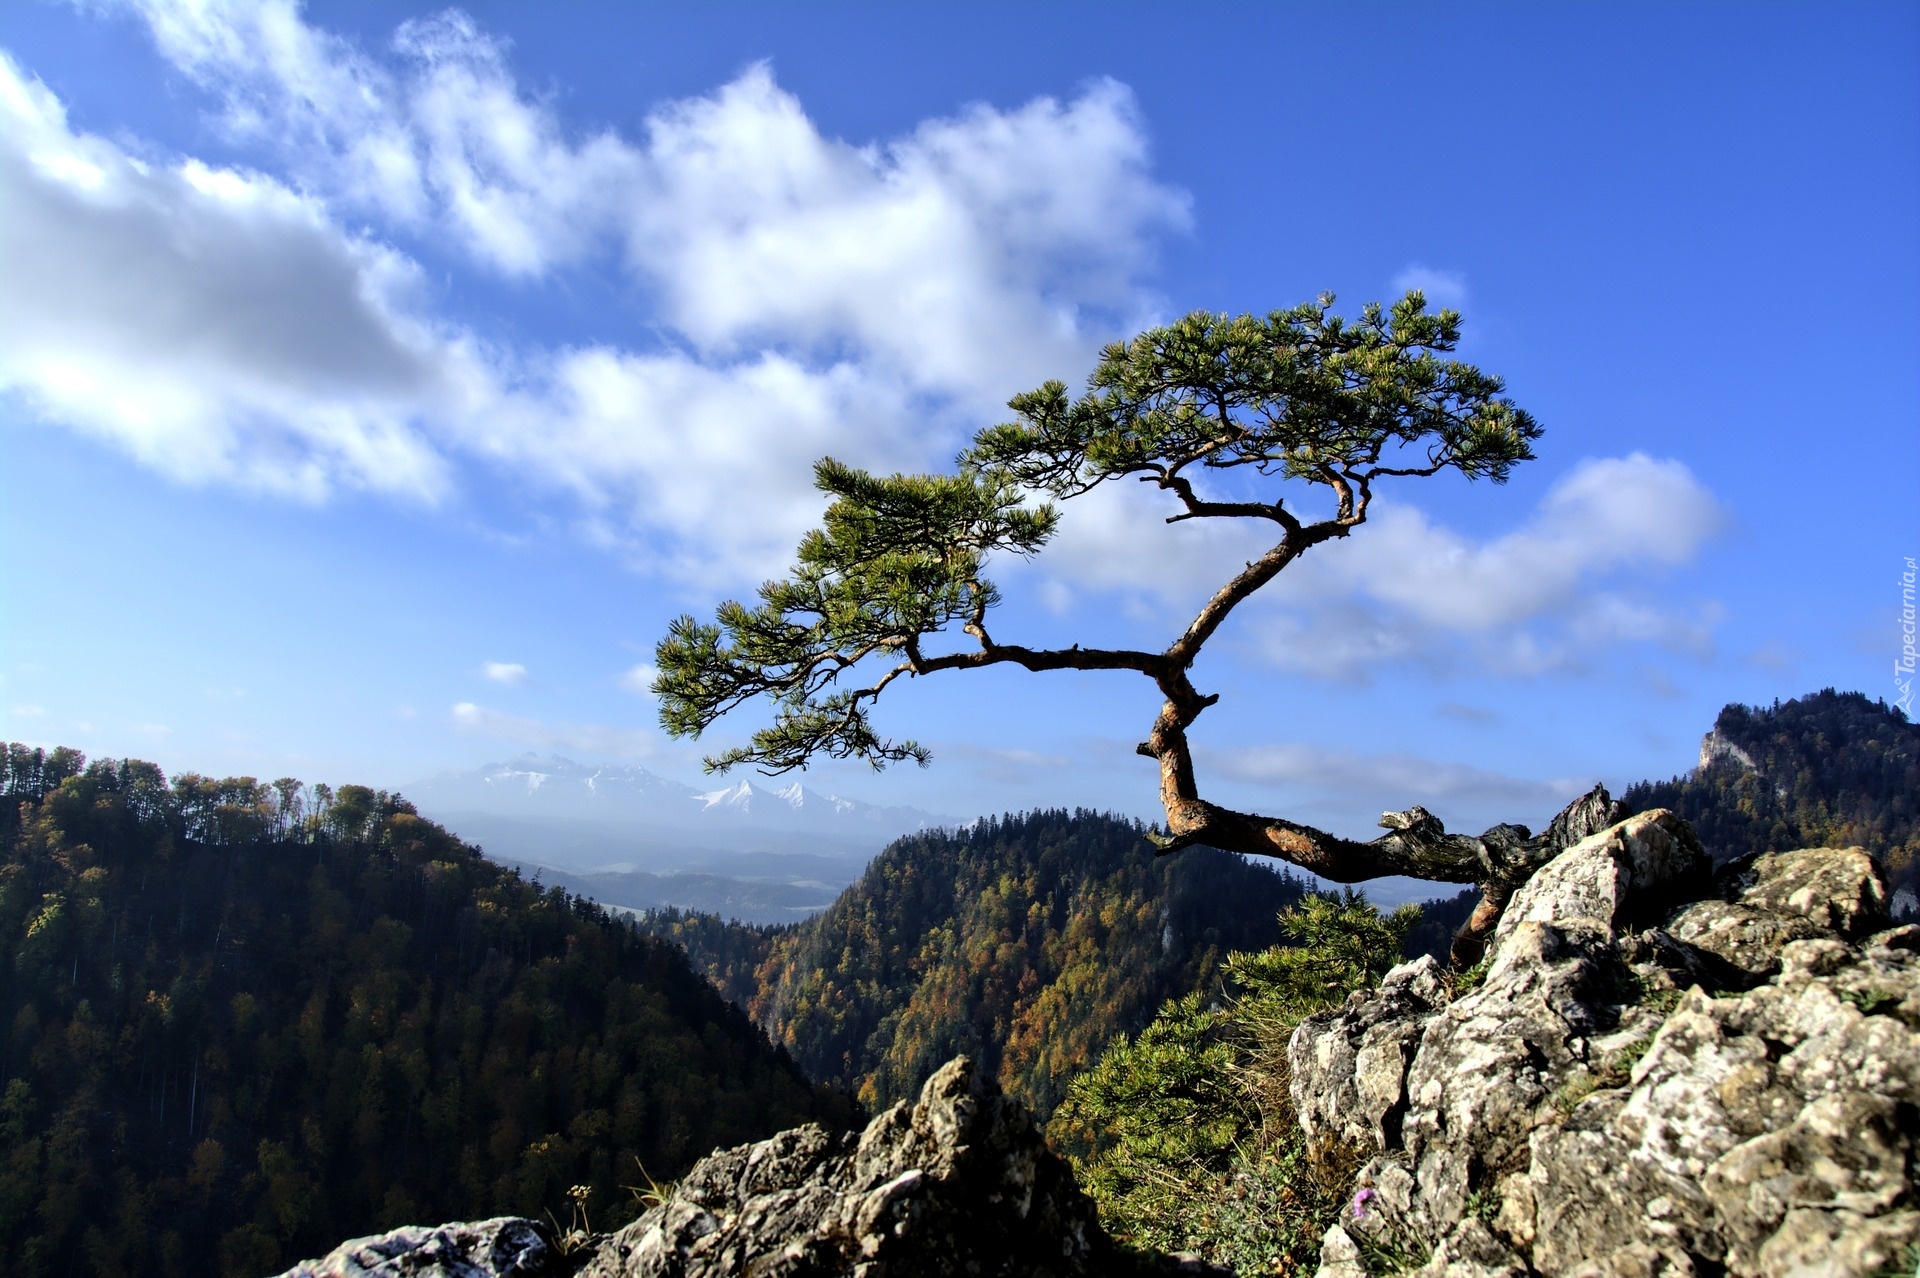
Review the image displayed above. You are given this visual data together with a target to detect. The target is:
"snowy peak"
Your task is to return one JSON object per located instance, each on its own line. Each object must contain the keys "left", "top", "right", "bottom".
{"left": 697, "top": 780, "right": 758, "bottom": 812}
{"left": 404, "top": 755, "right": 947, "bottom": 843}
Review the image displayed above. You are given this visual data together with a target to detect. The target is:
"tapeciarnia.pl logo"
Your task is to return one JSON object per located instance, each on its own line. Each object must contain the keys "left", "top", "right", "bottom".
{"left": 1898, "top": 556, "right": 1916, "bottom": 715}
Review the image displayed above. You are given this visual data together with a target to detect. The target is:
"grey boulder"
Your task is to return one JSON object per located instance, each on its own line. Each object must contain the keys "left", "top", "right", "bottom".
{"left": 1292, "top": 814, "right": 1918, "bottom": 1278}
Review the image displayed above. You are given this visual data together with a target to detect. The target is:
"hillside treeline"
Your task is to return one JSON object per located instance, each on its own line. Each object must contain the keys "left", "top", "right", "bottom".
{"left": 1621, "top": 689, "right": 1917, "bottom": 892}
{"left": 642, "top": 809, "right": 1314, "bottom": 1118}
{"left": 0, "top": 745, "right": 852, "bottom": 1278}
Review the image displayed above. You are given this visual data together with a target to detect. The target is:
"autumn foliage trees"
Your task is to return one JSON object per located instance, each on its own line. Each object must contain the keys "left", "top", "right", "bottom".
{"left": 645, "top": 809, "right": 1311, "bottom": 1118}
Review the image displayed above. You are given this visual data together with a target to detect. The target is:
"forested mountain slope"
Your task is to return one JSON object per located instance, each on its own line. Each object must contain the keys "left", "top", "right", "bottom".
{"left": 638, "top": 690, "right": 1915, "bottom": 1128}
{"left": 641, "top": 809, "right": 1311, "bottom": 1119}
{"left": 1620, "top": 689, "right": 1917, "bottom": 894}
{"left": 0, "top": 745, "right": 853, "bottom": 1278}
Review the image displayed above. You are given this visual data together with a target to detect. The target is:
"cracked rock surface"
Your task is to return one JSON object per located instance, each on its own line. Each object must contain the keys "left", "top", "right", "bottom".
{"left": 1293, "top": 813, "right": 1918, "bottom": 1278}
{"left": 269, "top": 1217, "right": 562, "bottom": 1278}
{"left": 577, "top": 1055, "right": 1141, "bottom": 1278}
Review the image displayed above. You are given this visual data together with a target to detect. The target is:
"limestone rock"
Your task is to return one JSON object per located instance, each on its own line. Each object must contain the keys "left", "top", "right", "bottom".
{"left": 1291, "top": 954, "right": 1446, "bottom": 1154}
{"left": 271, "top": 1217, "right": 562, "bottom": 1278}
{"left": 1721, "top": 846, "right": 1887, "bottom": 937}
{"left": 1298, "top": 814, "right": 1917, "bottom": 1278}
{"left": 577, "top": 1056, "right": 1130, "bottom": 1278}
{"left": 1666, "top": 846, "right": 1890, "bottom": 990}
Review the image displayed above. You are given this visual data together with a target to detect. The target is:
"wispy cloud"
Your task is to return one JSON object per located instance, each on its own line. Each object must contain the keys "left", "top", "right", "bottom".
{"left": 619, "top": 663, "right": 660, "bottom": 696}
{"left": 450, "top": 701, "right": 658, "bottom": 756}
{"left": 943, "top": 741, "right": 1075, "bottom": 784}
{"left": 1745, "top": 640, "right": 1801, "bottom": 672}
{"left": 482, "top": 661, "right": 527, "bottom": 685}
{"left": 1391, "top": 263, "right": 1470, "bottom": 309}
{"left": 1028, "top": 452, "right": 1726, "bottom": 680}
{"left": 1206, "top": 742, "right": 1585, "bottom": 808}
{"left": 1435, "top": 701, "right": 1500, "bottom": 727}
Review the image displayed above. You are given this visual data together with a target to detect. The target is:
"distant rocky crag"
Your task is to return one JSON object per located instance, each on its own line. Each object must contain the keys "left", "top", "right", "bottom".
{"left": 275, "top": 809, "right": 1915, "bottom": 1277}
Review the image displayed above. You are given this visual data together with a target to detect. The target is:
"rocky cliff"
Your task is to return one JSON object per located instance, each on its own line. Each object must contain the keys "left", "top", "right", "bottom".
{"left": 271, "top": 1056, "right": 1195, "bottom": 1278}
{"left": 273, "top": 809, "right": 1914, "bottom": 1277}
{"left": 1294, "top": 812, "right": 1915, "bottom": 1277}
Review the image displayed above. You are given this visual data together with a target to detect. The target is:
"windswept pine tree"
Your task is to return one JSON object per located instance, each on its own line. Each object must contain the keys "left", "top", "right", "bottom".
{"left": 0, "top": 744, "right": 853, "bottom": 1278}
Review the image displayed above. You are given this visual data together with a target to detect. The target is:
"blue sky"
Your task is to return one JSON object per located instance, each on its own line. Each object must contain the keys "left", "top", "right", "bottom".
{"left": 1, "top": 0, "right": 1914, "bottom": 846}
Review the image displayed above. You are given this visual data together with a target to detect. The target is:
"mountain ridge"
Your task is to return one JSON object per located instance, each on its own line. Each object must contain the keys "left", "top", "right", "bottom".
{"left": 404, "top": 753, "right": 948, "bottom": 839}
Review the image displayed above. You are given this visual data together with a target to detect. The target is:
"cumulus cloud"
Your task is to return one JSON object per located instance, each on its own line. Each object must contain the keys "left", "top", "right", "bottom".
{"left": 125, "top": 0, "right": 1184, "bottom": 388}
{"left": 0, "top": 52, "right": 460, "bottom": 500}
{"left": 627, "top": 67, "right": 1185, "bottom": 399}
{"left": 1246, "top": 453, "right": 1726, "bottom": 677}
{"left": 482, "top": 661, "right": 528, "bottom": 684}
{"left": 619, "top": 663, "right": 660, "bottom": 695}
{"left": 1019, "top": 453, "right": 1726, "bottom": 680}
{"left": 450, "top": 701, "right": 657, "bottom": 756}
{"left": 468, "top": 348, "right": 929, "bottom": 582}
{"left": 15, "top": 4, "right": 1187, "bottom": 584}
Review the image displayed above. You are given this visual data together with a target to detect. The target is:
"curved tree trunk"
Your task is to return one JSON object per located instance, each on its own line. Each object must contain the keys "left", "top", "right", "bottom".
{"left": 1139, "top": 704, "right": 1625, "bottom": 966}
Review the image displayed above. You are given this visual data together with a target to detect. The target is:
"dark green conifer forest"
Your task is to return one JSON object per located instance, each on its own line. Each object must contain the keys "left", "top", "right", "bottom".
{"left": 642, "top": 810, "right": 1311, "bottom": 1118}
{"left": 4, "top": 688, "right": 1907, "bottom": 1275}
{"left": 0, "top": 745, "right": 852, "bottom": 1278}
{"left": 1620, "top": 690, "right": 1917, "bottom": 893}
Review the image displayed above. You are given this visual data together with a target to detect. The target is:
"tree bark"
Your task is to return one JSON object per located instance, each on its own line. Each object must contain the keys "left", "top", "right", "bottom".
{"left": 1139, "top": 707, "right": 1625, "bottom": 966}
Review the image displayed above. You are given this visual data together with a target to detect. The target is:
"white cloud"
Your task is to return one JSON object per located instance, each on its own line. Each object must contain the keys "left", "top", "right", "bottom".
{"left": 628, "top": 67, "right": 1186, "bottom": 399}
{"left": 1023, "top": 453, "right": 1726, "bottom": 680}
{"left": 1391, "top": 263, "right": 1470, "bottom": 309}
{"left": 1246, "top": 453, "right": 1726, "bottom": 677}
{"left": 619, "top": 663, "right": 660, "bottom": 695}
{"left": 22, "top": 5, "right": 1187, "bottom": 586}
{"left": 1205, "top": 740, "right": 1586, "bottom": 813}
{"left": 467, "top": 347, "right": 930, "bottom": 582}
{"left": 1295, "top": 454, "right": 1723, "bottom": 629}
{"left": 0, "top": 51, "right": 458, "bottom": 500}
{"left": 450, "top": 700, "right": 657, "bottom": 756}
{"left": 482, "top": 661, "right": 528, "bottom": 684}
{"left": 1010, "top": 475, "right": 1273, "bottom": 612}
{"left": 127, "top": 0, "right": 1185, "bottom": 387}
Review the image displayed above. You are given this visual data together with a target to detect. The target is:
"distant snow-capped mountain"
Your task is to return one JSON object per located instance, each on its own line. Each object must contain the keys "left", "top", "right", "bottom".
{"left": 401, "top": 754, "right": 946, "bottom": 844}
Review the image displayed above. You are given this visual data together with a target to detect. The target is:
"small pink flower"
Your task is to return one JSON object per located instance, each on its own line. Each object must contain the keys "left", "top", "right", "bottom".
{"left": 1352, "top": 1188, "right": 1376, "bottom": 1219}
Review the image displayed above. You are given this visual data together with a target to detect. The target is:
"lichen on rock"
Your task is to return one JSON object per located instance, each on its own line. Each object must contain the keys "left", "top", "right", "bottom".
{"left": 1291, "top": 815, "right": 1919, "bottom": 1278}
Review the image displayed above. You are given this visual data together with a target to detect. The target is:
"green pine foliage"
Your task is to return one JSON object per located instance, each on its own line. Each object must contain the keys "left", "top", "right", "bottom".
{"left": 642, "top": 809, "right": 1310, "bottom": 1118}
{"left": 1048, "top": 894, "right": 1420, "bottom": 1275}
{"left": 1620, "top": 690, "right": 1918, "bottom": 893}
{"left": 0, "top": 744, "right": 853, "bottom": 1278}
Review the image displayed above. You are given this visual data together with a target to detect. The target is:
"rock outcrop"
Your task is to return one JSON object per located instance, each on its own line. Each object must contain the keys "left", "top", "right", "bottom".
{"left": 579, "top": 1055, "right": 1130, "bottom": 1277}
{"left": 273, "top": 1058, "right": 1178, "bottom": 1278}
{"left": 1293, "top": 812, "right": 1918, "bottom": 1278}
{"left": 271, "top": 1217, "right": 563, "bottom": 1278}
